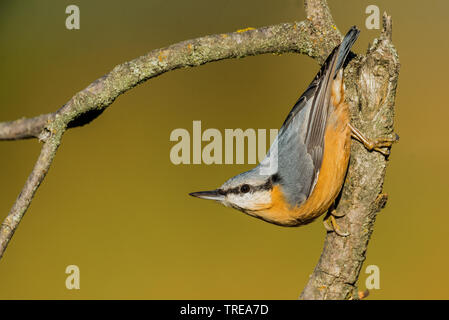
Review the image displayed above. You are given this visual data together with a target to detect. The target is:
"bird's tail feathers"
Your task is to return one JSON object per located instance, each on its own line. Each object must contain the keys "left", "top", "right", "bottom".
{"left": 334, "top": 26, "right": 360, "bottom": 75}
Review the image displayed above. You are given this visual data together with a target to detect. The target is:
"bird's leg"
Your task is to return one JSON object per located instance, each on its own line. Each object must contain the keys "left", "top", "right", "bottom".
{"left": 349, "top": 123, "right": 399, "bottom": 156}
{"left": 323, "top": 205, "right": 349, "bottom": 237}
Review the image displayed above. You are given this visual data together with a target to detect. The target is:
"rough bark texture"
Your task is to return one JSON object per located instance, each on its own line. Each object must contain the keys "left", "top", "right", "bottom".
{"left": 0, "top": 19, "right": 337, "bottom": 141}
{"left": 0, "top": 0, "right": 399, "bottom": 300}
{"left": 299, "top": 11, "right": 400, "bottom": 300}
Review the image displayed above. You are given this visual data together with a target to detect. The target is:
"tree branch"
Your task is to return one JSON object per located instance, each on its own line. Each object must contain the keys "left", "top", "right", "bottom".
{"left": 0, "top": 0, "right": 400, "bottom": 301}
{"left": 0, "top": 4, "right": 334, "bottom": 259}
{"left": 299, "top": 11, "right": 400, "bottom": 299}
{"left": 0, "top": 113, "right": 53, "bottom": 141}
{"left": 0, "top": 19, "right": 331, "bottom": 141}
{"left": 0, "top": 131, "right": 62, "bottom": 256}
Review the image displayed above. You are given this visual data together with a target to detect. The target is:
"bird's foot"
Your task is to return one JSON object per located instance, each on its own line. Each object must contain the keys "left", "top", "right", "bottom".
{"left": 348, "top": 289, "right": 370, "bottom": 300}
{"left": 349, "top": 123, "right": 399, "bottom": 157}
{"left": 323, "top": 210, "right": 349, "bottom": 237}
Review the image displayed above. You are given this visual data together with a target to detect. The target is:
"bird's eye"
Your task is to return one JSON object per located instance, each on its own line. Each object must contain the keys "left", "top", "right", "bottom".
{"left": 240, "top": 184, "right": 250, "bottom": 193}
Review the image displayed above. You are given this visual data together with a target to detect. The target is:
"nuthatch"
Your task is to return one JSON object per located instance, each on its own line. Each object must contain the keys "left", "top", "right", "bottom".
{"left": 190, "top": 27, "right": 397, "bottom": 235}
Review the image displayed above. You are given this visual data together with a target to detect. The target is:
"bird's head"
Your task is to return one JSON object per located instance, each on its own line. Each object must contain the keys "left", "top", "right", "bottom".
{"left": 190, "top": 169, "right": 295, "bottom": 225}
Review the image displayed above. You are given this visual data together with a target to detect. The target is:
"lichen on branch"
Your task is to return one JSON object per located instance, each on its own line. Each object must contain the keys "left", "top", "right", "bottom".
{"left": 0, "top": 1, "right": 399, "bottom": 301}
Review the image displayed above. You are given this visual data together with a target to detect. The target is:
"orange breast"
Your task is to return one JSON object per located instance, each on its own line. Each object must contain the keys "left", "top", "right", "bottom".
{"left": 290, "top": 101, "right": 351, "bottom": 225}
{"left": 253, "top": 73, "right": 352, "bottom": 227}
{"left": 255, "top": 101, "right": 352, "bottom": 227}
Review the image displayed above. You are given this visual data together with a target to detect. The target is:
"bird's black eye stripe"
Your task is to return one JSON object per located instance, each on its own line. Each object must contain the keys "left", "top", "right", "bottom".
{"left": 240, "top": 184, "right": 250, "bottom": 193}
{"left": 271, "top": 173, "right": 282, "bottom": 184}
{"left": 223, "top": 179, "right": 274, "bottom": 195}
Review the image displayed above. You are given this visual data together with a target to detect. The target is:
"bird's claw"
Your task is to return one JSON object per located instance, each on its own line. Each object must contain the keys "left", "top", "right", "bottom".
{"left": 349, "top": 123, "right": 399, "bottom": 157}
{"left": 323, "top": 213, "right": 349, "bottom": 237}
{"left": 364, "top": 134, "right": 399, "bottom": 156}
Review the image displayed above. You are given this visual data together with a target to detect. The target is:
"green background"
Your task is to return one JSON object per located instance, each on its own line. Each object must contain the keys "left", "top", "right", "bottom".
{"left": 0, "top": 0, "right": 447, "bottom": 299}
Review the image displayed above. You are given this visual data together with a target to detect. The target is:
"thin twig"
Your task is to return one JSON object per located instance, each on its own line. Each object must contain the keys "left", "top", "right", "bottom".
{"left": 0, "top": 19, "right": 332, "bottom": 141}
{"left": 0, "top": 130, "right": 62, "bottom": 258}
{"left": 0, "top": 1, "right": 336, "bottom": 260}
{"left": 0, "top": 0, "right": 400, "bottom": 301}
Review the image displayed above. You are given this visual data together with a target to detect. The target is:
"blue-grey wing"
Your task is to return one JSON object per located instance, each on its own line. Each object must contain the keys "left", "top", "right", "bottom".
{"left": 271, "top": 27, "right": 360, "bottom": 207}
{"left": 273, "top": 82, "right": 317, "bottom": 207}
{"left": 303, "top": 26, "right": 360, "bottom": 195}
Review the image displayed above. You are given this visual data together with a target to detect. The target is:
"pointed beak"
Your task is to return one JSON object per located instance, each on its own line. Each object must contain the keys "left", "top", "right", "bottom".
{"left": 189, "top": 189, "right": 225, "bottom": 201}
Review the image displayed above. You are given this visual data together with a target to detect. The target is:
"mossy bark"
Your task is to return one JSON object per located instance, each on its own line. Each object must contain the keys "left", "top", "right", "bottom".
{"left": 0, "top": 1, "right": 400, "bottom": 301}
